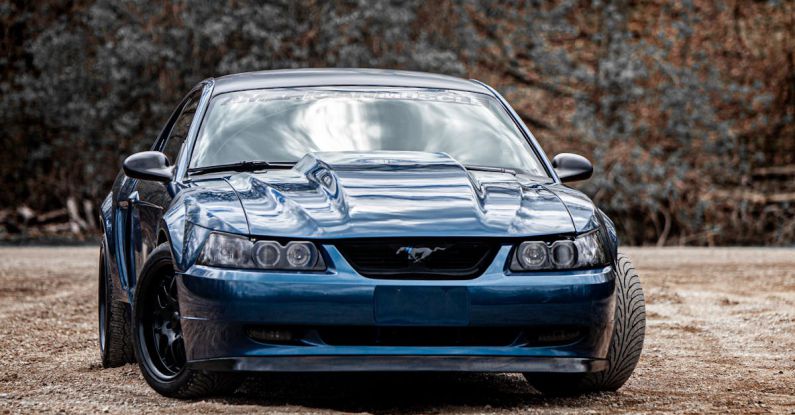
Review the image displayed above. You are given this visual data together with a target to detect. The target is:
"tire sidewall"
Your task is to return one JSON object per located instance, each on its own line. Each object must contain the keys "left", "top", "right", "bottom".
{"left": 98, "top": 241, "right": 112, "bottom": 364}
{"left": 599, "top": 253, "right": 645, "bottom": 387}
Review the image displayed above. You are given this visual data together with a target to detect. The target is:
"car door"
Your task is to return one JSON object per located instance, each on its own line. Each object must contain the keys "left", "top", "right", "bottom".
{"left": 116, "top": 88, "right": 202, "bottom": 293}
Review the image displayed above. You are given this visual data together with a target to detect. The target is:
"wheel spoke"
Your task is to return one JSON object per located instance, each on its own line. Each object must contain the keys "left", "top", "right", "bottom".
{"left": 167, "top": 276, "right": 178, "bottom": 305}
{"left": 156, "top": 283, "right": 167, "bottom": 309}
{"left": 167, "top": 337, "right": 182, "bottom": 369}
{"left": 172, "top": 336, "right": 185, "bottom": 370}
{"left": 142, "top": 267, "right": 184, "bottom": 378}
{"left": 157, "top": 280, "right": 177, "bottom": 309}
{"left": 153, "top": 327, "right": 168, "bottom": 358}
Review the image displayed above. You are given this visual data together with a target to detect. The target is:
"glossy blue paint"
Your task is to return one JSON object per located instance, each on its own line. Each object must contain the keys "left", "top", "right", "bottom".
{"left": 547, "top": 184, "right": 601, "bottom": 233}
{"left": 224, "top": 151, "right": 575, "bottom": 239}
{"left": 100, "top": 69, "right": 622, "bottom": 373}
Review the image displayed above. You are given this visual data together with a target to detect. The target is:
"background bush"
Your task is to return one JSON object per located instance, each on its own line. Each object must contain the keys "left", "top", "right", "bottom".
{"left": 1, "top": 0, "right": 793, "bottom": 245}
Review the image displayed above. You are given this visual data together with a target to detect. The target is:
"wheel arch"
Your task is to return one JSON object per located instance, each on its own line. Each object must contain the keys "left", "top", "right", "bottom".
{"left": 157, "top": 227, "right": 169, "bottom": 246}
{"left": 99, "top": 192, "right": 114, "bottom": 247}
{"left": 99, "top": 192, "right": 127, "bottom": 304}
{"left": 157, "top": 215, "right": 188, "bottom": 272}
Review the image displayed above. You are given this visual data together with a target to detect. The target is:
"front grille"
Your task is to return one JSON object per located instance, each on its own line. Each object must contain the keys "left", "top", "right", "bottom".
{"left": 335, "top": 239, "right": 499, "bottom": 279}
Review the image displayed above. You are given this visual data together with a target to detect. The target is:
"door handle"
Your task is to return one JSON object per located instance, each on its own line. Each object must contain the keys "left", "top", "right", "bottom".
{"left": 118, "top": 191, "right": 139, "bottom": 209}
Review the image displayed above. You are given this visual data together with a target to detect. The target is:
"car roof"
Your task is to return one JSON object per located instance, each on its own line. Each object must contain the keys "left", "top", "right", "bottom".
{"left": 210, "top": 68, "right": 491, "bottom": 96}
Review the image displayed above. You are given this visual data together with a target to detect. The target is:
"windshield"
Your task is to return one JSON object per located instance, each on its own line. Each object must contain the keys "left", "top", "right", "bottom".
{"left": 190, "top": 88, "right": 548, "bottom": 176}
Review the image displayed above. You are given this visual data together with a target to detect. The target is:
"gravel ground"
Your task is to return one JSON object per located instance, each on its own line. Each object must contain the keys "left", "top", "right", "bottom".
{"left": 0, "top": 247, "right": 794, "bottom": 414}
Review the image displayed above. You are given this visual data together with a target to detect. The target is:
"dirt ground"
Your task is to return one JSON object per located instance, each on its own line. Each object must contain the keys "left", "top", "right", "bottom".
{"left": 0, "top": 247, "right": 793, "bottom": 414}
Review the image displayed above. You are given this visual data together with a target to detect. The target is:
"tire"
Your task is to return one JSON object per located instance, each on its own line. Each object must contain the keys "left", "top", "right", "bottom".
{"left": 525, "top": 253, "right": 646, "bottom": 395}
{"left": 132, "top": 242, "right": 241, "bottom": 398}
{"left": 99, "top": 240, "right": 135, "bottom": 367}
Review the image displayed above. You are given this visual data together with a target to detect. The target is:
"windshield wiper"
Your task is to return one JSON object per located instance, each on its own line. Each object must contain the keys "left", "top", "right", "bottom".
{"left": 188, "top": 161, "right": 296, "bottom": 176}
{"left": 463, "top": 164, "right": 517, "bottom": 175}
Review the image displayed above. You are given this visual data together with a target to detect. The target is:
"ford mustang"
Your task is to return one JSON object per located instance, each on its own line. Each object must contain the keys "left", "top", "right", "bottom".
{"left": 97, "top": 68, "right": 645, "bottom": 398}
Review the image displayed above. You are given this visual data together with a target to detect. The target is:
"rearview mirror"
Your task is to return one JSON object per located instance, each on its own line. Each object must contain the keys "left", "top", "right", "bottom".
{"left": 552, "top": 153, "right": 593, "bottom": 182}
{"left": 123, "top": 151, "right": 173, "bottom": 183}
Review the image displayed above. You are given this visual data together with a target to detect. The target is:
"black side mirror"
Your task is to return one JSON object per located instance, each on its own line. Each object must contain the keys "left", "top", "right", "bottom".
{"left": 123, "top": 151, "right": 173, "bottom": 182}
{"left": 552, "top": 153, "right": 593, "bottom": 182}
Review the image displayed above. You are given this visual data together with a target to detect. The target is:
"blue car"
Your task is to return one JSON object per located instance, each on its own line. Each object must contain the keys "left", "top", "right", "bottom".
{"left": 98, "top": 69, "right": 645, "bottom": 398}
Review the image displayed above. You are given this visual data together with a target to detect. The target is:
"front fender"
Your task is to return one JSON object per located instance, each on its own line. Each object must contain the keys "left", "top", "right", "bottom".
{"left": 598, "top": 209, "right": 619, "bottom": 259}
{"left": 542, "top": 184, "right": 618, "bottom": 264}
{"left": 161, "top": 179, "right": 248, "bottom": 271}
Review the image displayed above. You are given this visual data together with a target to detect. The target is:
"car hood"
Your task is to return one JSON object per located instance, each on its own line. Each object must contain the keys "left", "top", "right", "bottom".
{"left": 189, "top": 151, "right": 597, "bottom": 239}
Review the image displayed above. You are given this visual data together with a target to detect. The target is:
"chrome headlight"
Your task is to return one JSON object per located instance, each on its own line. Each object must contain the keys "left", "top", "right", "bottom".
{"left": 197, "top": 232, "right": 326, "bottom": 271}
{"left": 510, "top": 230, "right": 607, "bottom": 271}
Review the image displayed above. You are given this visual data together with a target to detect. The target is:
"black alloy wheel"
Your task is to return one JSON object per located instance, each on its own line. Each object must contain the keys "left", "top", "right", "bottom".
{"left": 132, "top": 242, "right": 241, "bottom": 398}
{"left": 138, "top": 262, "right": 186, "bottom": 380}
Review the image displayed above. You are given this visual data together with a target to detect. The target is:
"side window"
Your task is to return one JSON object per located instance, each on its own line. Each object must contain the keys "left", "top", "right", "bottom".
{"left": 161, "top": 92, "right": 200, "bottom": 163}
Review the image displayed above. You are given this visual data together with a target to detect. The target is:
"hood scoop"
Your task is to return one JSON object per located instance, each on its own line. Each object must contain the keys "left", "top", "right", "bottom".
{"left": 295, "top": 151, "right": 465, "bottom": 171}
{"left": 226, "top": 151, "right": 575, "bottom": 238}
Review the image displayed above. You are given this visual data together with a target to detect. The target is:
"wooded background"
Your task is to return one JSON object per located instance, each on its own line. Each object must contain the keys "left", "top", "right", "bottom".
{"left": 1, "top": 0, "right": 793, "bottom": 245}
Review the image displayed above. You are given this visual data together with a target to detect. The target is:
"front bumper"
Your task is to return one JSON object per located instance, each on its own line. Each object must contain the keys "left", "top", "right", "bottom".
{"left": 177, "top": 245, "right": 616, "bottom": 373}
{"left": 190, "top": 356, "right": 608, "bottom": 373}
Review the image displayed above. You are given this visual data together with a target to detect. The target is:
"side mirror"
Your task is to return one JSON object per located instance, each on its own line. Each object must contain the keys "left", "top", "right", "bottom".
{"left": 552, "top": 153, "right": 593, "bottom": 182}
{"left": 122, "top": 151, "right": 173, "bottom": 183}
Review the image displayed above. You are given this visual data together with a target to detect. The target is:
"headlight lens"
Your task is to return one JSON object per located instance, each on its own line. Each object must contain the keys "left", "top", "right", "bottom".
{"left": 517, "top": 241, "right": 548, "bottom": 269}
{"left": 285, "top": 242, "right": 313, "bottom": 268}
{"left": 253, "top": 241, "right": 281, "bottom": 268}
{"left": 199, "top": 233, "right": 255, "bottom": 268}
{"left": 511, "top": 231, "right": 607, "bottom": 271}
{"left": 550, "top": 240, "right": 576, "bottom": 267}
{"left": 198, "top": 232, "right": 325, "bottom": 271}
{"left": 572, "top": 230, "right": 607, "bottom": 268}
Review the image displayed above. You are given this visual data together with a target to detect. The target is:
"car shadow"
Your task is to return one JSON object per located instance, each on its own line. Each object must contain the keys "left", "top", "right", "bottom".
{"left": 211, "top": 372, "right": 603, "bottom": 413}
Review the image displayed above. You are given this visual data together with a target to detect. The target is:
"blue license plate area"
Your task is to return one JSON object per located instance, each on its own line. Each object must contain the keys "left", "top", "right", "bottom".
{"left": 374, "top": 286, "right": 470, "bottom": 325}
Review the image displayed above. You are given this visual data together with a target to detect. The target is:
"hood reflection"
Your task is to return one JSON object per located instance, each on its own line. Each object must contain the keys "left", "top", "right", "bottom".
{"left": 221, "top": 151, "right": 578, "bottom": 238}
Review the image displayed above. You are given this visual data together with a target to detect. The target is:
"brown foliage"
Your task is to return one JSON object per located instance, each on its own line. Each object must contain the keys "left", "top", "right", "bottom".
{"left": 0, "top": 0, "right": 792, "bottom": 244}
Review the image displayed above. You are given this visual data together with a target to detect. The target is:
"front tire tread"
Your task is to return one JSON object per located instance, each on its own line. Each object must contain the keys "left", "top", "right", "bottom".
{"left": 100, "top": 241, "right": 135, "bottom": 368}
{"left": 525, "top": 253, "right": 646, "bottom": 395}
